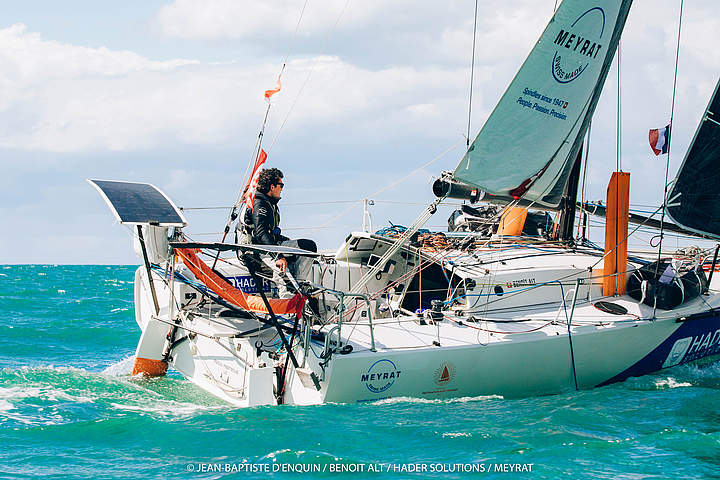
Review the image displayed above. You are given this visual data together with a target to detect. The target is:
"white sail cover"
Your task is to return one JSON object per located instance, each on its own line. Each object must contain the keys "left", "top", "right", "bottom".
{"left": 454, "top": 0, "right": 633, "bottom": 208}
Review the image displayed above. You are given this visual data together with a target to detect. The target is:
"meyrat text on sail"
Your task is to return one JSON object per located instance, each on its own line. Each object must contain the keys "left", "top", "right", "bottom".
{"left": 554, "top": 30, "right": 603, "bottom": 61}
{"left": 551, "top": 6, "right": 606, "bottom": 83}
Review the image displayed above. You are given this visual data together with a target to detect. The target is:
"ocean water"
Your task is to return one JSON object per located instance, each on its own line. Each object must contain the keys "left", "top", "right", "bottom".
{"left": 1, "top": 265, "right": 720, "bottom": 479}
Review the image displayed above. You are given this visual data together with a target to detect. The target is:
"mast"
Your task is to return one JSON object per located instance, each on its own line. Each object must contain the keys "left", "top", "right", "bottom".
{"left": 555, "top": 142, "right": 583, "bottom": 242}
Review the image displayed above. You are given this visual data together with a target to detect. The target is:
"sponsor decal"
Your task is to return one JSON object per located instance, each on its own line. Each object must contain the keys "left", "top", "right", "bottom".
{"left": 361, "top": 359, "right": 401, "bottom": 393}
{"left": 226, "top": 275, "right": 272, "bottom": 294}
{"left": 675, "top": 329, "right": 720, "bottom": 365}
{"left": 598, "top": 313, "right": 720, "bottom": 388}
{"left": 505, "top": 278, "right": 537, "bottom": 289}
{"left": 433, "top": 363, "right": 456, "bottom": 386}
{"left": 551, "top": 7, "right": 606, "bottom": 83}
{"left": 662, "top": 337, "right": 692, "bottom": 369}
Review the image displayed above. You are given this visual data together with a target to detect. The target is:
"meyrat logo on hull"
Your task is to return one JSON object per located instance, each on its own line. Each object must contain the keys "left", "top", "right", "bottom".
{"left": 551, "top": 7, "right": 606, "bottom": 84}
{"left": 361, "top": 359, "right": 401, "bottom": 393}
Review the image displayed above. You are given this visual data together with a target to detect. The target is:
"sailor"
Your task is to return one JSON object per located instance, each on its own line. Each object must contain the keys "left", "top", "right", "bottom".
{"left": 238, "top": 168, "right": 317, "bottom": 296}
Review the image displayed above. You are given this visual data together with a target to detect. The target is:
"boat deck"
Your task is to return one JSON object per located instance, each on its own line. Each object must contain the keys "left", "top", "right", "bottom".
{"left": 326, "top": 293, "right": 717, "bottom": 353}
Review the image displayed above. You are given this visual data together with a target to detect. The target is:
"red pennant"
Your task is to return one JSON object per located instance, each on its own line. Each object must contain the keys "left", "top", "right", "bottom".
{"left": 245, "top": 149, "right": 267, "bottom": 211}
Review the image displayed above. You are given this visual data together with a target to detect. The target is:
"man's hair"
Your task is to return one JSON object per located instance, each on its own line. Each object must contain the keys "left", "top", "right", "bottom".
{"left": 257, "top": 168, "right": 284, "bottom": 193}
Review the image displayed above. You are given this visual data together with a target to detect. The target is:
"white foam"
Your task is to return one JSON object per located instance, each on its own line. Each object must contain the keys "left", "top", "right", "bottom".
{"left": 262, "top": 449, "right": 291, "bottom": 460}
{"left": 372, "top": 394, "right": 502, "bottom": 406}
{"left": 0, "top": 385, "right": 95, "bottom": 404}
{"left": 16, "top": 365, "right": 86, "bottom": 374}
{"left": 655, "top": 377, "right": 692, "bottom": 389}
{"left": 102, "top": 356, "right": 135, "bottom": 376}
{"left": 442, "top": 432, "right": 472, "bottom": 438}
{"left": 108, "top": 400, "right": 225, "bottom": 417}
{"left": 680, "top": 361, "right": 720, "bottom": 379}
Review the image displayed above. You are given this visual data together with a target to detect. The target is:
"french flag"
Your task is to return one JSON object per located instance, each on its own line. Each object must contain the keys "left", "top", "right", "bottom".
{"left": 649, "top": 124, "right": 670, "bottom": 156}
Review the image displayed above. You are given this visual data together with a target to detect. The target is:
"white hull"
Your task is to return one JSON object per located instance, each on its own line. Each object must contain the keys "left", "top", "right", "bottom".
{"left": 131, "top": 237, "right": 720, "bottom": 407}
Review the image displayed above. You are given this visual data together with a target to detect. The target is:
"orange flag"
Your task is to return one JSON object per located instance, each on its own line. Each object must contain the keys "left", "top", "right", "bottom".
{"left": 264, "top": 76, "right": 282, "bottom": 101}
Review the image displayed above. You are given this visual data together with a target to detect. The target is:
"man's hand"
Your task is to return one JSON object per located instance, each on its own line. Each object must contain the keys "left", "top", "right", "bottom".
{"left": 275, "top": 257, "right": 288, "bottom": 273}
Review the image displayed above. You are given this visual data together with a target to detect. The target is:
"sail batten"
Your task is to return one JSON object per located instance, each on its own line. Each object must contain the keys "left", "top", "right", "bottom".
{"left": 666, "top": 78, "right": 720, "bottom": 238}
{"left": 453, "top": 0, "right": 633, "bottom": 208}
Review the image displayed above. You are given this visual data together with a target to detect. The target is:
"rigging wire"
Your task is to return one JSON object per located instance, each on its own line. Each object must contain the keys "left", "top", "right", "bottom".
{"left": 653, "top": 0, "right": 684, "bottom": 316}
{"left": 266, "top": 0, "right": 353, "bottom": 153}
{"left": 283, "top": 0, "right": 311, "bottom": 67}
{"left": 617, "top": 42, "right": 622, "bottom": 173}
{"left": 466, "top": 0, "right": 479, "bottom": 148}
{"left": 242, "top": 0, "right": 310, "bottom": 190}
{"left": 180, "top": 200, "right": 472, "bottom": 210}
{"left": 219, "top": 0, "right": 312, "bottom": 248}
{"left": 314, "top": 137, "right": 465, "bottom": 229}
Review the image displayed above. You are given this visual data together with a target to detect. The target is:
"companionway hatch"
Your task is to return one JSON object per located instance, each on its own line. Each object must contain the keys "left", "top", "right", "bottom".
{"left": 88, "top": 179, "right": 187, "bottom": 226}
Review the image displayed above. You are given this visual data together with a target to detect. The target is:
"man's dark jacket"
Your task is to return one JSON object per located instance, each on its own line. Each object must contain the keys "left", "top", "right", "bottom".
{"left": 242, "top": 191, "right": 289, "bottom": 246}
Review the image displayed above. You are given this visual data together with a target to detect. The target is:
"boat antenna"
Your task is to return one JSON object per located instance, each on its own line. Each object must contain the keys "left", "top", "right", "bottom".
{"left": 213, "top": 0, "right": 311, "bottom": 261}
{"left": 653, "top": 0, "right": 684, "bottom": 315}
{"left": 237, "top": 0, "right": 310, "bottom": 199}
{"left": 266, "top": 0, "right": 352, "bottom": 153}
{"left": 466, "top": 0, "right": 479, "bottom": 148}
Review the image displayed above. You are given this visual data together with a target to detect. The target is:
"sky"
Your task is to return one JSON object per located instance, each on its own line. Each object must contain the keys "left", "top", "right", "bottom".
{"left": 1, "top": 0, "right": 718, "bottom": 264}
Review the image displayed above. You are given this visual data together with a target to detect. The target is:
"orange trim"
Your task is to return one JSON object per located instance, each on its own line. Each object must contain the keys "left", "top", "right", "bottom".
{"left": 603, "top": 172, "right": 630, "bottom": 296}
{"left": 132, "top": 357, "right": 168, "bottom": 377}
{"left": 175, "top": 248, "right": 305, "bottom": 317}
{"left": 497, "top": 207, "right": 528, "bottom": 236}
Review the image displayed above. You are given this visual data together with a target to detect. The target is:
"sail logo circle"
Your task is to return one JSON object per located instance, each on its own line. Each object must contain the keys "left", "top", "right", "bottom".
{"left": 433, "top": 362, "right": 456, "bottom": 386}
{"left": 551, "top": 7, "right": 606, "bottom": 84}
{"left": 361, "top": 359, "right": 401, "bottom": 393}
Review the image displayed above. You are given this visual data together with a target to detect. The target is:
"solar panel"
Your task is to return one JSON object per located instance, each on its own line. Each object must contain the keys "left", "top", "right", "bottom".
{"left": 88, "top": 179, "right": 187, "bottom": 226}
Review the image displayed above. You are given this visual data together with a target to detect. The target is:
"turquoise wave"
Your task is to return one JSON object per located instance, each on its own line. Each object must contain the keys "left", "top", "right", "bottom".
{"left": 1, "top": 266, "right": 719, "bottom": 479}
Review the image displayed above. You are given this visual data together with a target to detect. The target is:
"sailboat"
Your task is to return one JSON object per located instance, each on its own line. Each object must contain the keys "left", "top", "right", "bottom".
{"left": 90, "top": 0, "right": 720, "bottom": 407}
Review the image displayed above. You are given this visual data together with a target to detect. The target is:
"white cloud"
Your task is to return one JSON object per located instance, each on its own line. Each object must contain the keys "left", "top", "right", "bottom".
{"left": 156, "top": 0, "right": 388, "bottom": 39}
{"left": 0, "top": 24, "right": 478, "bottom": 154}
{"left": 2, "top": 2, "right": 717, "bottom": 160}
{"left": 0, "top": 24, "right": 258, "bottom": 152}
{"left": 153, "top": 0, "right": 546, "bottom": 71}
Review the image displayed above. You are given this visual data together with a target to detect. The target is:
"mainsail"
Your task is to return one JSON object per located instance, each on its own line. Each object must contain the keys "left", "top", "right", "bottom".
{"left": 666, "top": 78, "right": 720, "bottom": 238}
{"left": 453, "top": 0, "right": 633, "bottom": 208}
